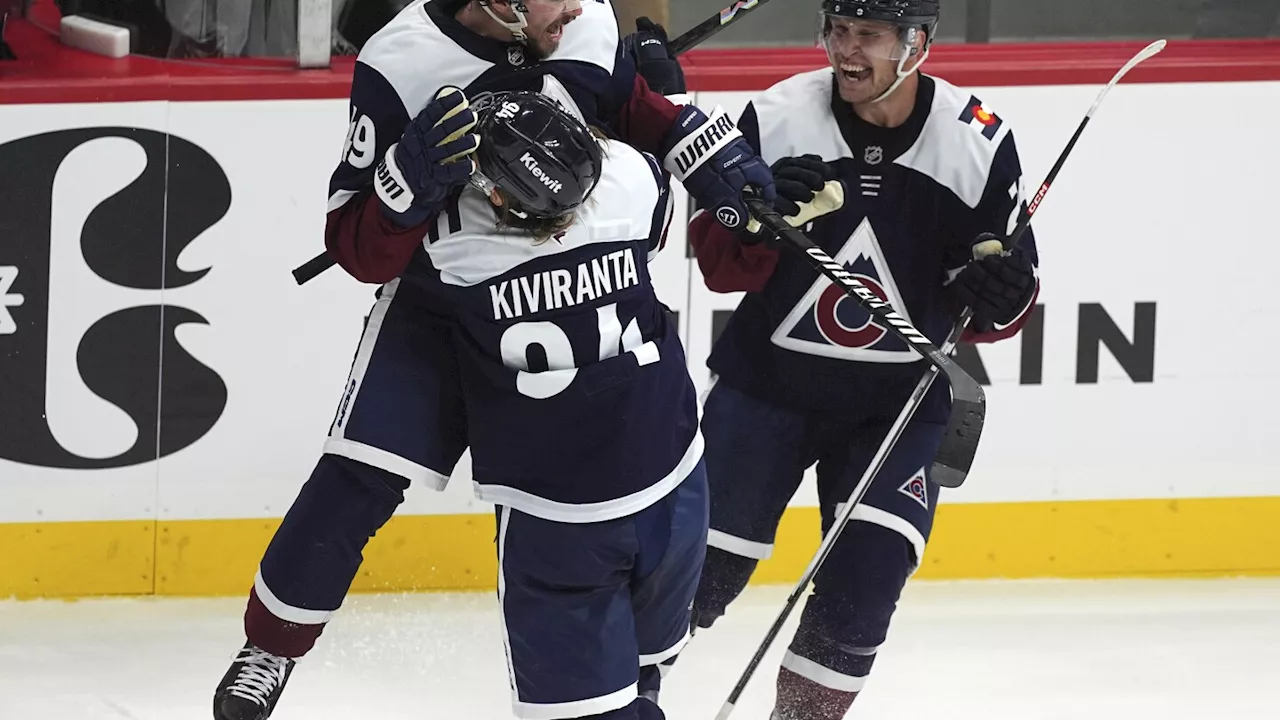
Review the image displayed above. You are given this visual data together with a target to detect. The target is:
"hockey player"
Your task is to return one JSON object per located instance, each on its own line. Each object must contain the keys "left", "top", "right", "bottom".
{"left": 670, "top": 1, "right": 1042, "bottom": 718}
{"left": 212, "top": 2, "right": 771, "bottom": 718}
{"left": 420, "top": 88, "right": 706, "bottom": 720}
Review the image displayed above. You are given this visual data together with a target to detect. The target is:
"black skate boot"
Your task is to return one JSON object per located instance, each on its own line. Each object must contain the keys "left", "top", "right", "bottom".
{"left": 213, "top": 641, "right": 296, "bottom": 720}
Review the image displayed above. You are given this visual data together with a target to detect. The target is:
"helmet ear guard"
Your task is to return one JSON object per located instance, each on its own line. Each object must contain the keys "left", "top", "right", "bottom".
{"left": 477, "top": 0, "right": 532, "bottom": 42}
{"left": 904, "top": 26, "right": 924, "bottom": 57}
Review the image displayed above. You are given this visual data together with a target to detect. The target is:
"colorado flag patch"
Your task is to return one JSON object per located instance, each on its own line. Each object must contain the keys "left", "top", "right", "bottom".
{"left": 959, "top": 96, "right": 1003, "bottom": 140}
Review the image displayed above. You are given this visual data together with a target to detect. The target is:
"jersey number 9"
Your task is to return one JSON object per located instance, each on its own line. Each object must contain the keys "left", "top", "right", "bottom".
{"left": 343, "top": 109, "right": 377, "bottom": 170}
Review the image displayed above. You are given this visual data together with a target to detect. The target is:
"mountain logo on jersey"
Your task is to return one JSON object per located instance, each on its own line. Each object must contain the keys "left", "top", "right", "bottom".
{"left": 771, "top": 218, "right": 919, "bottom": 363}
{"left": 959, "top": 96, "right": 1003, "bottom": 140}
{"left": 898, "top": 467, "right": 929, "bottom": 510}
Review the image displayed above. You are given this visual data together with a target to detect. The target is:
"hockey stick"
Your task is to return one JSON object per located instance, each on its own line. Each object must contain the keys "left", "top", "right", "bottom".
{"left": 918, "top": 39, "right": 1171, "bottom": 363}
{"left": 291, "top": 0, "right": 780, "bottom": 286}
{"left": 744, "top": 195, "right": 986, "bottom": 489}
{"left": 711, "top": 38, "right": 1168, "bottom": 720}
{"left": 668, "top": 0, "right": 776, "bottom": 55}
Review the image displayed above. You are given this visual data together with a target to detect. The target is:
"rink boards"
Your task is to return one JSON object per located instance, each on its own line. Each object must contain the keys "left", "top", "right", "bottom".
{"left": 3, "top": 43, "right": 1280, "bottom": 598}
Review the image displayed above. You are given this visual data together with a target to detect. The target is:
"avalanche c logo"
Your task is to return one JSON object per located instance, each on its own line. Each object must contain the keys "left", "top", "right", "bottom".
{"left": 815, "top": 274, "right": 888, "bottom": 348}
{"left": 0, "top": 127, "right": 230, "bottom": 470}
{"left": 771, "top": 217, "right": 918, "bottom": 364}
{"left": 897, "top": 468, "right": 929, "bottom": 510}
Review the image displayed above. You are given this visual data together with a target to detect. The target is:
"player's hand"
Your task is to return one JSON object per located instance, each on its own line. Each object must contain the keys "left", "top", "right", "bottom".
{"left": 741, "top": 155, "right": 844, "bottom": 243}
{"left": 661, "top": 104, "right": 776, "bottom": 233}
{"left": 624, "top": 17, "right": 687, "bottom": 100}
{"left": 377, "top": 87, "right": 479, "bottom": 226}
{"left": 772, "top": 155, "right": 838, "bottom": 216}
{"left": 952, "top": 233, "right": 1037, "bottom": 331}
{"left": 738, "top": 156, "right": 843, "bottom": 244}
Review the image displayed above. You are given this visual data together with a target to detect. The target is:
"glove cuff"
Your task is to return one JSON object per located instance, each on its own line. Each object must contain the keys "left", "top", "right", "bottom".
{"left": 662, "top": 106, "right": 743, "bottom": 181}
{"left": 375, "top": 143, "right": 415, "bottom": 215}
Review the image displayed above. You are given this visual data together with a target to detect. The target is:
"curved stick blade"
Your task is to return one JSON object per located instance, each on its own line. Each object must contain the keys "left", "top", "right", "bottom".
{"left": 1123, "top": 39, "right": 1169, "bottom": 72}
{"left": 1089, "top": 39, "right": 1169, "bottom": 116}
{"left": 931, "top": 374, "right": 986, "bottom": 489}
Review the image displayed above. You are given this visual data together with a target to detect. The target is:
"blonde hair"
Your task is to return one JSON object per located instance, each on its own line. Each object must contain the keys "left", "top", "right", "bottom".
{"left": 492, "top": 194, "right": 580, "bottom": 245}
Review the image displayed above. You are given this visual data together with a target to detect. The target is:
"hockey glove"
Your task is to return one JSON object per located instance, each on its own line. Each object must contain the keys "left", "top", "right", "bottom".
{"left": 952, "top": 233, "right": 1037, "bottom": 332}
{"left": 377, "top": 87, "right": 479, "bottom": 226}
{"left": 742, "top": 155, "right": 844, "bottom": 243}
{"left": 662, "top": 104, "right": 776, "bottom": 233}
{"left": 624, "top": 17, "right": 687, "bottom": 100}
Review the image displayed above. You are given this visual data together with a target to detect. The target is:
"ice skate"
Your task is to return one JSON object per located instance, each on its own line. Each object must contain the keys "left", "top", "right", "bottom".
{"left": 212, "top": 641, "right": 295, "bottom": 720}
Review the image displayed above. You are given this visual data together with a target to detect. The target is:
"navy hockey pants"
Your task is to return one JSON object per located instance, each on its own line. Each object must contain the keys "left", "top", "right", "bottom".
{"left": 692, "top": 380, "right": 944, "bottom": 694}
{"left": 496, "top": 463, "right": 708, "bottom": 719}
{"left": 245, "top": 279, "right": 469, "bottom": 657}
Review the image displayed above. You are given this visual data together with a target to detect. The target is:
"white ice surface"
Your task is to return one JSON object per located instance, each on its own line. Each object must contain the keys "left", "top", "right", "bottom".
{"left": 3, "top": 578, "right": 1279, "bottom": 719}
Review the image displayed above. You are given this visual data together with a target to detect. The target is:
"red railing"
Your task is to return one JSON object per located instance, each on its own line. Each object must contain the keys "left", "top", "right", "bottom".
{"left": 4, "top": 15, "right": 1280, "bottom": 105}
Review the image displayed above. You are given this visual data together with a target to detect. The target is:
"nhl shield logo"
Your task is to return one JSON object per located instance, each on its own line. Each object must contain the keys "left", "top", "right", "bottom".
{"left": 771, "top": 217, "right": 918, "bottom": 363}
{"left": 864, "top": 145, "right": 884, "bottom": 165}
{"left": 898, "top": 467, "right": 930, "bottom": 510}
{"left": 508, "top": 45, "right": 526, "bottom": 67}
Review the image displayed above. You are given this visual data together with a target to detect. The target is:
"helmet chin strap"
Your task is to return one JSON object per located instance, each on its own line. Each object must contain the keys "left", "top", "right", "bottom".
{"left": 478, "top": 0, "right": 530, "bottom": 42}
{"left": 870, "top": 29, "right": 929, "bottom": 104}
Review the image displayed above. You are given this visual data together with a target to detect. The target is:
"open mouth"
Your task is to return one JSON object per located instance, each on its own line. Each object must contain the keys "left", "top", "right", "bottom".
{"left": 546, "top": 22, "right": 564, "bottom": 43}
{"left": 838, "top": 62, "right": 872, "bottom": 84}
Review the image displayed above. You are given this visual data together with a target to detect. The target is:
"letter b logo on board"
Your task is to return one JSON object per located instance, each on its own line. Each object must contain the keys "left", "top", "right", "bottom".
{"left": 0, "top": 127, "right": 230, "bottom": 469}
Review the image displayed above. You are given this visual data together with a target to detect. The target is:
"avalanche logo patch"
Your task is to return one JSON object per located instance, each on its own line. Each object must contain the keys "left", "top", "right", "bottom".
{"left": 771, "top": 218, "right": 918, "bottom": 363}
{"left": 958, "top": 96, "right": 1003, "bottom": 140}
{"left": 898, "top": 467, "right": 930, "bottom": 510}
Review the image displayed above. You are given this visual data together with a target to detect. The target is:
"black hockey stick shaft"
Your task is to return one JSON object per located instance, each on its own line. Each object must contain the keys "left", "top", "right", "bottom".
{"left": 292, "top": 1, "right": 779, "bottom": 286}
{"left": 709, "top": 297, "right": 957, "bottom": 720}
{"left": 709, "top": 340, "right": 942, "bottom": 720}
{"left": 668, "top": 0, "right": 776, "bottom": 55}
{"left": 934, "top": 117, "right": 1085, "bottom": 333}
{"left": 744, "top": 196, "right": 985, "bottom": 488}
{"left": 949, "top": 39, "right": 1170, "bottom": 354}
{"left": 1008, "top": 39, "right": 1167, "bottom": 251}
{"left": 292, "top": 251, "right": 333, "bottom": 285}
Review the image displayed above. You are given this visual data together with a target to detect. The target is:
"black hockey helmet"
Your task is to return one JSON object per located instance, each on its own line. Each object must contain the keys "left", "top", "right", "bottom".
{"left": 822, "top": 0, "right": 941, "bottom": 48}
{"left": 471, "top": 90, "right": 603, "bottom": 226}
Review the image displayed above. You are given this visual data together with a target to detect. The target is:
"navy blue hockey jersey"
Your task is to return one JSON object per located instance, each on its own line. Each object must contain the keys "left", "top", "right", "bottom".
{"left": 417, "top": 138, "right": 700, "bottom": 524}
{"left": 707, "top": 70, "right": 1041, "bottom": 423}
{"left": 327, "top": 0, "right": 624, "bottom": 217}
